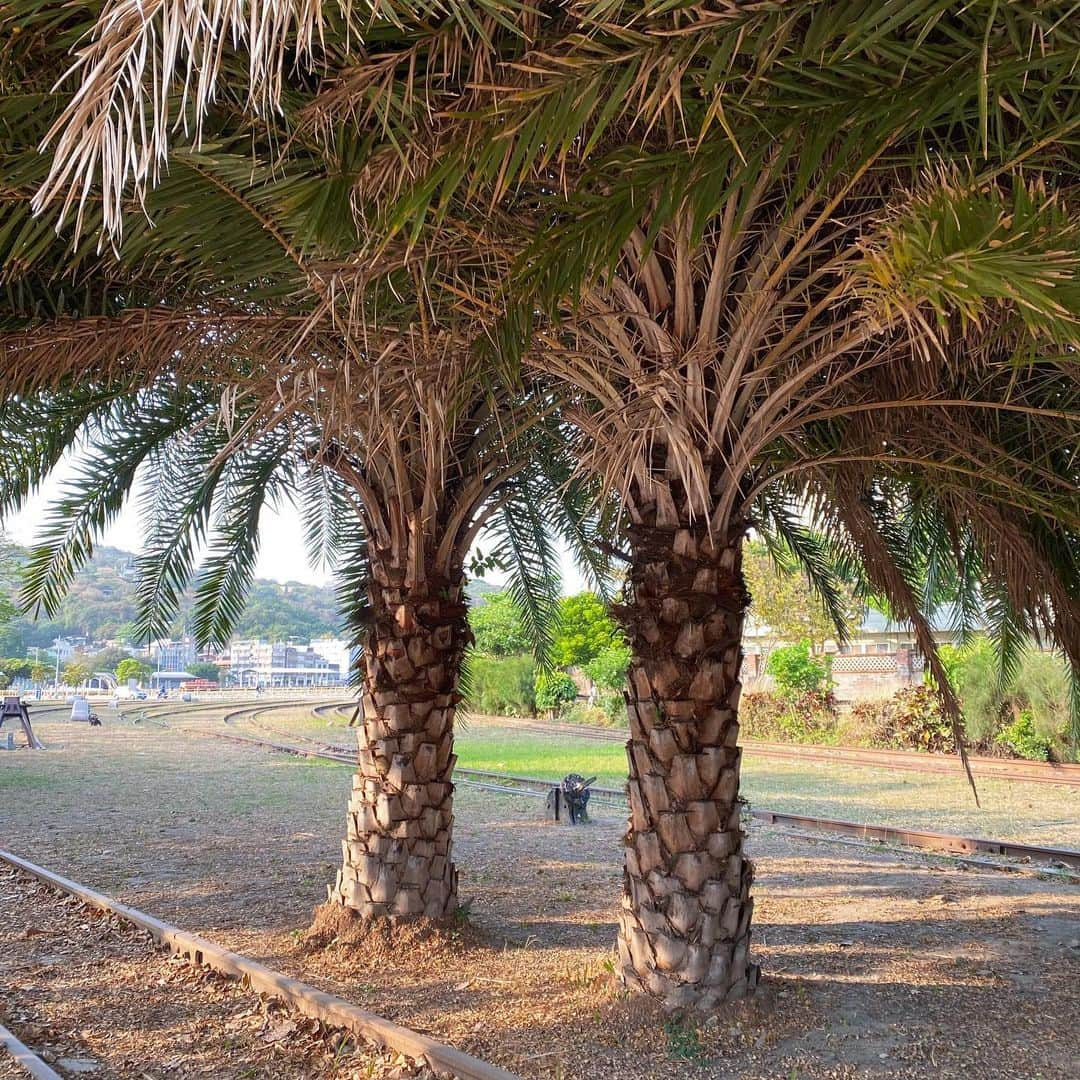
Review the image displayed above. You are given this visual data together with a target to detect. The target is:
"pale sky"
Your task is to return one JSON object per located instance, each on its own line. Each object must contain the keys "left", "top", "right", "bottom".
{"left": 4, "top": 460, "right": 588, "bottom": 593}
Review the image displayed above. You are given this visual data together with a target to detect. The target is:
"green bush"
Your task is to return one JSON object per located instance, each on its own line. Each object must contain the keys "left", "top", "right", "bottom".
{"left": 996, "top": 710, "right": 1053, "bottom": 761}
{"left": 869, "top": 686, "right": 954, "bottom": 753}
{"left": 1011, "top": 650, "right": 1071, "bottom": 758}
{"left": 582, "top": 642, "right": 631, "bottom": 692}
{"left": 765, "top": 642, "right": 830, "bottom": 700}
{"left": 535, "top": 671, "right": 578, "bottom": 711}
{"left": 935, "top": 637, "right": 1002, "bottom": 746}
{"left": 464, "top": 654, "right": 535, "bottom": 716}
{"left": 933, "top": 637, "right": 1074, "bottom": 758}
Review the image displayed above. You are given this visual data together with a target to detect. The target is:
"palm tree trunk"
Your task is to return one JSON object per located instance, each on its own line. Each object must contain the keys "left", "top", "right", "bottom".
{"left": 329, "top": 556, "right": 468, "bottom": 919}
{"left": 614, "top": 518, "right": 758, "bottom": 1009}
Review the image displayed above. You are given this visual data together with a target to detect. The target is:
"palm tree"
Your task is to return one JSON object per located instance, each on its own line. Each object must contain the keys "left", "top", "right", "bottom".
{"left": 18, "top": 1, "right": 1080, "bottom": 1008}
{"left": 0, "top": 10, "right": 610, "bottom": 924}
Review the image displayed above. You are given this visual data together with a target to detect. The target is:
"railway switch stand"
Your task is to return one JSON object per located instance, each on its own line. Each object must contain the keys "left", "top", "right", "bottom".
{"left": 545, "top": 773, "right": 595, "bottom": 824}
{"left": 0, "top": 695, "right": 43, "bottom": 749}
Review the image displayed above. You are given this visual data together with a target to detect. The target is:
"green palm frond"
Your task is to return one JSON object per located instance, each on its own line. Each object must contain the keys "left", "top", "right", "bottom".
{"left": 483, "top": 486, "right": 562, "bottom": 672}
{"left": 19, "top": 390, "right": 209, "bottom": 618}
{"left": 192, "top": 437, "right": 296, "bottom": 648}
{"left": 752, "top": 490, "right": 858, "bottom": 647}
{"left": 132, "top": 427, "right": 230, "bottom": 644}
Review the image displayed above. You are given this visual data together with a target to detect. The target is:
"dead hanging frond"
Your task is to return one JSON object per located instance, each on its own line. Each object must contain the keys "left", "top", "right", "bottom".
{"left": 0, "top": 306, "right": 333, "bottom": 396}
{"left": 33, "top": 0, "right": 334, "bottom": 241}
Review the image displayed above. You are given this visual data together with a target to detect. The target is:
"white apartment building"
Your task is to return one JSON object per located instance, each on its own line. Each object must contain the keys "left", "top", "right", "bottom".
{"left": 309, "top": 638, "right": 360, "bottom": 685}
{"left": 152, "top": 638, "right": 197, "bottom": 673}
{"left": 228, "top": 640, "right": 342, "bottom": 688}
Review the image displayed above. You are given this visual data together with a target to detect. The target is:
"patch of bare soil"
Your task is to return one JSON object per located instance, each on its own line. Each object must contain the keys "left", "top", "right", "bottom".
{"left": 4, "top": 719, "right": 1079, "bottom": 1078}
{"left": 0, "top": 868, "right": 431, "bottom": 1080}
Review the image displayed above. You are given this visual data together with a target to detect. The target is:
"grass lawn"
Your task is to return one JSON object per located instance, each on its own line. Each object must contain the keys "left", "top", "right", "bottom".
{"left": 456, "top": 723, "right": 627, "bottom": 784}
{"left": 452, "top": 719, "right": 1079, "bottom": 846}
{"left": 208, "top": 703, "right": 1079, "bottom": 846}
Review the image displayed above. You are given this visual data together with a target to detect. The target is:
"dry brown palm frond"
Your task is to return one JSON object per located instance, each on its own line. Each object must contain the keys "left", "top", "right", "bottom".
{"left": 33, "top": 0, "right": 333, "bottom": 238}
{"left": 0, "top": 307, "right": 337, "bottom": 395}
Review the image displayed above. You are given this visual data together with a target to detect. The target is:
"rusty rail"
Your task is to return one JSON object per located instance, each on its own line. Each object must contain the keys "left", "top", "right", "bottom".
{"left": 0, "top": 1022, "right": 62, "bottom": 1080}
{"left": 749, "top": 810, "right": 1080, "bottom": 870}
{"left": 0, "top": 851, "right": 519, "bottom": 1080}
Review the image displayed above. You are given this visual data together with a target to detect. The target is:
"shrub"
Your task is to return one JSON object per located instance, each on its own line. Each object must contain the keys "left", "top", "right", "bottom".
{"left": 582, "top": 642, "right": 631, "bottom": 692}
{"left": 940, "top": 637, "right": 1003, "bottom": 746}
{"left": 562, "top": 700, "right": 625, "bottom": 728}
{"left": 1011, "top": 650, "right": 1071, "bottom": 759}
{"left": 464, "top": 653, "right": 535, "bottom": 716}
{"left": 595, "top": 689, "right": 627, "bottom": 725}
{"left": 875, "top": 686, "right": 954, "bottom": 753}
{"left": 846, "top": 697, "right": 892, "bottom": 746}
{"left": 739, "top": 690, "right": 838, "bottom": 743}
{"left": 765, "top": 642, "right": 830, "bottom": 699}
{"left": 996, "top": 710, "right": 1053, "bottom": 761}
{"left": 535, "top": 671, "right": 578, "bottom": 711}
{"left": 933, "top": 637, "right": 1074, "bottom": 758}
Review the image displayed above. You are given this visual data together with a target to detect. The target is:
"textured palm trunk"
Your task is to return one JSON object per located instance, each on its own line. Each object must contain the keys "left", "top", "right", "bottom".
{"left": 615, "top": 519, "right": 758, "bottom": 1009}
{"left": 329, "top": 556, "right": 468, "bottom": 919}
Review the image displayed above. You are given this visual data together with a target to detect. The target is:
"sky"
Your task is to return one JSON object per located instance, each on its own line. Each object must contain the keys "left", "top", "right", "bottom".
{"left": 4, "top": 459, "right": 589, "bottom": 593}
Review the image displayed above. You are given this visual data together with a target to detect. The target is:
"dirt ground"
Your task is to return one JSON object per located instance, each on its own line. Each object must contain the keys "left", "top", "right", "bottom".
{"left": 2, "top": 715, "right": 1079, "bottom": 1079}
{"left": 0, "top": 869, "right": 431, "bottom": 1079}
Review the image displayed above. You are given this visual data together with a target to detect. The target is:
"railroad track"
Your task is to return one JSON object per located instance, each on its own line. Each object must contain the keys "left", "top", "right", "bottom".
{"left": 310, "top": 701, "right": 1080, "bottom": 788}
{"left": 0, "top": 1020, "right": 60, "bottom": 1080}
{"left": 0, "top": 852, "right": 518, "bottom": 1080}
{"left": 200, "top": 700, "right": 1080, "bottom": 875}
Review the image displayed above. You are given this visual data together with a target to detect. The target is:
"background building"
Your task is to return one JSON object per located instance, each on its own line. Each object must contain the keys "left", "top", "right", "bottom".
{"left": 152, "top": 638, "right": 197, "bottom": 673}
{"left": 228, "top": 640, "right": 341, "bottom": 688}
{"left": 309, "top": 638, "right": 359, "bottom": 685}
{"left": 742, "top": 605, "right": 975, "bottom": 701}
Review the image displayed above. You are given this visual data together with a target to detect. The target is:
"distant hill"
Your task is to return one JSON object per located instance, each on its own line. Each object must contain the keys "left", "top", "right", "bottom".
{"left": 466, "top": 579, "right": 499, "bottom": 604}
{"left": 0, "top": 541, "right": 499, "bottom": 654}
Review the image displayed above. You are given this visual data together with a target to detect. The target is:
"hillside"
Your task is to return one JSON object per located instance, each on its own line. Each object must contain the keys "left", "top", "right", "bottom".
{"left": 0, "top": 541, "right": 498, "bottom": 654}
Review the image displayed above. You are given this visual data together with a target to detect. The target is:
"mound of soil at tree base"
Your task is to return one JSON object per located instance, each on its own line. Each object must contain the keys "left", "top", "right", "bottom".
{"left": 304, "top": 900, "right": 492, "bottom": 969}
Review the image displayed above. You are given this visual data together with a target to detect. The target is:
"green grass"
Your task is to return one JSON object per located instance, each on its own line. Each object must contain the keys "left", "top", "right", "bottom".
{"left": 225, "top": 707, "right": 1080, "bottom": 846}
{"left": 454, "top": 722, "right": 1079, "bottom": 845}
{"left": 455, "top": 727, "right": 627, "bottom": 785}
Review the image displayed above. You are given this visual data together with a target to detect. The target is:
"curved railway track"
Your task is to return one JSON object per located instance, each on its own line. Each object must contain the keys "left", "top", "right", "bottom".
{"left": 204, "top": 699, "right": 1080, "bottom": 875}
{"left": 309, "top": 702, "right": 1080, "bottom": 789}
